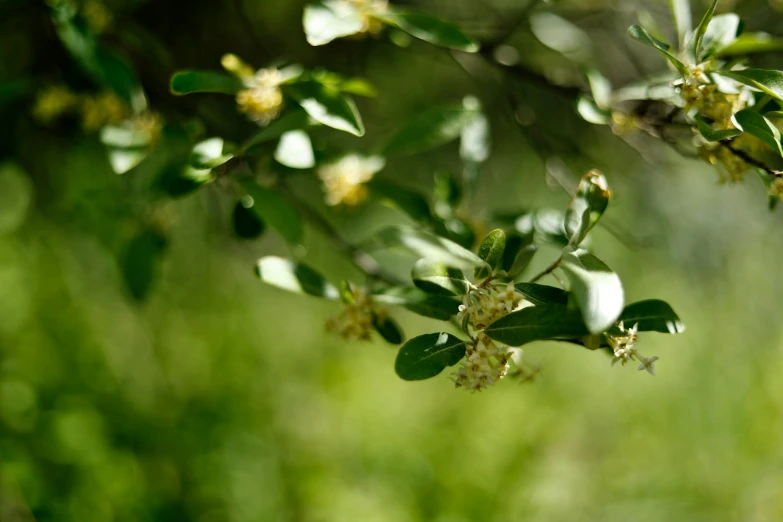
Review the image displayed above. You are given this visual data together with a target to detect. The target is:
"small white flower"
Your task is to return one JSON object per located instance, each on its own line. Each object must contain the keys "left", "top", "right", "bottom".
{"left": 638, "top": 355, "right": 659, "bottom": 376}
{"left": 317, "top": 155, "right": 385, "bottom": 206}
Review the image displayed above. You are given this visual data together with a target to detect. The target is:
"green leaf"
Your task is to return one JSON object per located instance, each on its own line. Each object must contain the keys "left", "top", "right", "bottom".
{"left": 122, "top": 227, "right": 167, "bottom": 301}
{"left": 717, "top": 33, "right": 783, "bottom": 56}
{"left": 384, "top": 102, "right": 480, "bottom": 156}
{"left": 733, "top": 109, "right": 783, "bottom": 156}
{"left": 513, "top": 283, "right": 569, "bottom": 306}
{"left": 515, "top": 209, "right": 570, "bottom": 246}
{"left": 368, "top": 180, "right": 432, "bottom": 223}
{"left": 256, "top": 256, "right": 339, "bottom": 299}
{"left": 618, "top": 299, "right": 685, "bottom": 334}
{"left": 303, "top": 1, "right": 365, "bottom": 46}
{"left": 560, "top": 248, "right": 624, "bottom": 334}
{"left": 432, "top": 217, "right": 475, "bottom": 250}
{"left": 284, "top": 81, "right": 364, "bottom": 136}
{"left": 586, "top": 69, "right": 612, "bottom": 109}
{"left": 238, "top": 179, "right": 304, "bottom": 244}
{"left": 433, "top": 171, "right": 463, "bottom": 211}
{"left": 394, "top": 333, "right": 467, "bottom": 381}
{"left": 565, "top": 170, "right": 611, "bottom": 247}
{"left": 412, "top": 259, "right": 469, "bottom": 296}
{"left": 371, "top": 225, "right": 487, "bottom": 270}
{"left": 698, "top": 13, "right": 741, "bottom": 60}
{"left": 507, "top": 244, "right": 537, "bottom": 278}
{"left": 232, "top": 197, "right": 266, "bottom": 239}
{"left": 692, "top": 0, "right": 719, "bottom": 61}
{"left": 170, "top": 70, "right": 244, "bottom": 95}
{"left": 474, "top": 229, "right": 506, "bottom": 279}
{"left": 190, "top": 137, "right": 234, "bottom": 169}
{"left": 273, "top": 130, "right": 315, "bottom": 169}
{"left": 484, "top": 304, "right": 589, "bottom": 346}
{"left": 628, "top": 25, "right": 689, "bottom": 77}
{"left": 373, "top": 314, "right": 404, "bottom": 344}
{"left": 377, "top": 9, "right": 479, "bottom": 52}
{"left": 372, "top": 286, "right": 460, "bottom": 320}
{"left": 100, "top": 124, "right": 155, "bottom": 175}
{"left": 668, "top": 0, "right": 692, "bottom": 48}
{"left": 717, "top": 69, "right": 783, "bottom": 103}
{"left": 577, "top": 96, "right": 611, "bottom": 125}
{"left": 694, "top": 113, "right": 743, "bottom": 141}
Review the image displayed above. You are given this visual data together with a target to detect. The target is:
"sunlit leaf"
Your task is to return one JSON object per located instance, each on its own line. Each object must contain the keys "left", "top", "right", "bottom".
{"left": 256, "top": 256, "right": 339, "bottom": 299}
{"left": 565, "top": 170, "right": 611, "bottom": 247}
{"left": 394, "top": 332, "right": 467, "bottom": 381}
{"left": 371, "top": 225, "right": 486, "bottom": 270}
{"left": 577, "top": 96, "right": 611, "bottom": 125}
{"left": 303, "top": 1, "right": 364, "bottom": 46}
{"left": 628, "top": 25, "right": 689, "bottom": 77}
{"left": 692, "top": 0, "right": 719, "bottom": 61}
{"left": 717, "top": 69, "right": 783, "bottom": 103}
{"left": 717, "top": 33, "right": 783, "bottom": 56}
{"left": 668, "top": 0, "right": 692, "bottom": 47}
{"left": 377, "top": 9, "right": 479, "bottom": 52}
{"left": 170, "top": 70, "right": 244, "bottom": 95}
{"left": 384, "top": 101, "right": 480, "bottom": 156}
{"left": 474, "top": 229, "right": 505, "bottom": 279}
{"left": 190, "top": 137, "right": 234, "bottom": 169}
{"left": 284, "top": 81, "right": 364, "bottom": 136}
{"left": 484, "top": 304, "right": 589, "bottom": 346}
{"left": 238, "top": 179, "right": 303, "bottom": 244}
{"left": 412, "top": 259, "right": 469, "bottom": 296}
{"left": 274, "top": 130, "right": 315, "bottom": 169}
{"left": 733, "top": 109, "right": 783, "bottom": 156}
{"left": 560, "top": 248, "right": 624, "bottom": 334}
{"left": 698, "top": 13, "right": 741, "bottom": 60}
{"left": 460, "top": 97, "right": 490, "bottom": 165}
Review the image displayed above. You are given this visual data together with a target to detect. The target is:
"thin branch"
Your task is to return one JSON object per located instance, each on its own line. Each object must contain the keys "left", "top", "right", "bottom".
{"left": 528, "top": 257, "right": 561, "bottom": 283}
{"left": 720, "top": 142, "right": 783, "bottom": 178}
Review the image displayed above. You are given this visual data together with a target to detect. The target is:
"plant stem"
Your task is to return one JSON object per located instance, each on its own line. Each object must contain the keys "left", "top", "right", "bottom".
{"left": 528, "top": 257, "right": 561, "bottom": 283}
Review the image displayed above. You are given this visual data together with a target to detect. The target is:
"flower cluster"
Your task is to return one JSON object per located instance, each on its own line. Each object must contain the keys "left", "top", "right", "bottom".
{"left": 453, "top": 282, "right": 525, "bottom": 391}
{"left": 317, "top": 155, "right": 384, "bottom": 206}
{"left": 451, "top": 333, "right": 511, "bottom": 391}
{"left": 346, "top": 0, "right": 388, "bottom": 36}
{"left": 32, "top": 86, "right": 137, "bottom": 132}
{"left": 80, "top": 91, "right": 129, "bottom": 131}
{"left": 606, "top": 322, "right": 658, "bottom": 375}
{"left": 679, "top": 73, "right": 750, "bottom": 129}
{"left": 326, "top": 287, "right": 384, "bottom": 342}
{"left": 697, "top": 143, "right": 751, "bottom": 182}
{"left": 235, "top": 68, "right": 285, "bottom": 126}
{"left": 457, "top": 282, "right": 523, "bottom": 330}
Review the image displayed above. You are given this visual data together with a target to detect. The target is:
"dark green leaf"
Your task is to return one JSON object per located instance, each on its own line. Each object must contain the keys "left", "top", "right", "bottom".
{"left": 122, "top": 227, "right": 167, "bottom": 301}
{"left": 372, "top": 286, "right": 460, "bottom": 320}
{"left": 157, "top": 164, "right": 214, "bottom": 198}
{"left": 378, "top": 9, "right": 479, "bottom": 52}
{"left": 241, "top": 110, "right": 312, "bottom": 154}
{"left": 618, "top": 299, "right": 685, "bottom": 334}
{"left": 373, "top": 314, "right": 404, "bottom": 344}
{"left": 256, "top": 256, "right": 339, "bottom": 299}
{"left": 628, "top": 25, "right": 689, "bottom": 77}
{"left": 433, "top": 171, "right": 463, "bottom": 212}
{"left": 238, "top": 179, "right": 304, "bottom": 244}
{"left": 484, "top": 304, "right": 589, "bottom": 346}
{"left": 170, "top": 70, "right": 244, "bottom": 95}
{"left": 692, "top": 0, "right": 719, "bottom": 61}
{"left": 284, "top": 81, "right": 364, "bottom": 136}
{"left": 474, "top": 229, "right": 506, "bottom": 279}
{"left": 560, "top": 248, "right": 624, "bottom": 334}
{"left": 394, "top": 333, "right": 467, "bottom": 381}
{"left": 717, "top": 69, "right": 783, "bottom": 103}
{"left": 565, "top": 170, "right": 611, "bottom": 247}
{"left": 371, "top": 225, "right": 486, "bottom": 270}
{"left": 733, "top": 109, "right": 783, "bottom": 156}
{"left": 513, "top": 283, "right": 569, "bottom": 306}
{"left": 412, "top": 259, "right": 469, "bottom": 296}
{"left": 694, "top": 113, "right": 743, "bottom": 141}
{"left": 368, "top": 180, "right": 432, "bottom": 223}
{"left": 384, "top": 102, "right": 480, "bottom": 156}
{"left": 303, "top": 1, "right": 365, "bottom": 46}
{"left": 274, "top": 130, "right": 315, "bottom": 169}
{"left": 507, "top": 244, "right": 537, "bottom": 278}
{"left": 232, "top": 197, "right": 266, "bottom": 239}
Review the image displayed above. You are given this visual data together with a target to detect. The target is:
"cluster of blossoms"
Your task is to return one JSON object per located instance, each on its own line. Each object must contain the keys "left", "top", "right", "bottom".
{"left": 453, "top": 282, "right": 525, "bottom": 391}
{"left": 697, "top": 142, "right": 752, "bottom": 182}
{"left": 317, "top": 155, "right": 384, "bottom": 206}
{"left": 345, "top": 0, "right": 388, "bottom": 36}
{"left": 235, "top": 68, "right": 285, "bottom": 126}
{"left": 606, "top": 322, "right": 658, "bottom": 375}
{"left": 325, "top": 287, "right": 385, "bottom": 341}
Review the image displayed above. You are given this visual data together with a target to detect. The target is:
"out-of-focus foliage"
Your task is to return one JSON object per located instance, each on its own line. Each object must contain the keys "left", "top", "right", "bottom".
{"left": 4, "top": 0, "right": 783, "bottom": 520}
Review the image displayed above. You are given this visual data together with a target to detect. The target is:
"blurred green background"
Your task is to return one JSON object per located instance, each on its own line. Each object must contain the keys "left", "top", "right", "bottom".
{"left": 4, "top": 0, "right": 783, "bottom": 520}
